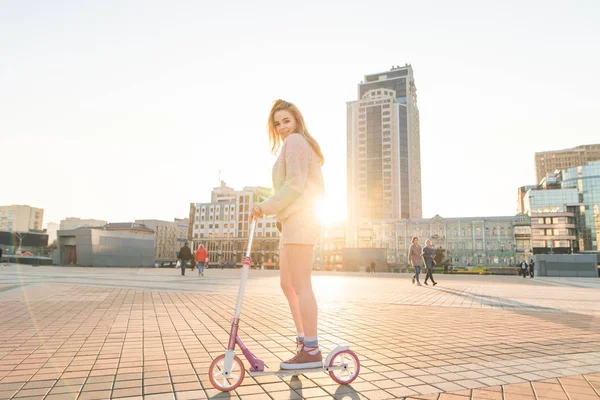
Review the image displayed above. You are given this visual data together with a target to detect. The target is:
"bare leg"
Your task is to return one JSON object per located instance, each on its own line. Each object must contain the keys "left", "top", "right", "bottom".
{"left": 279, "top": 246, "right": 304, "bottom": 335}
{"left": 284, "top": 244, "right": 318, "bottom": 337}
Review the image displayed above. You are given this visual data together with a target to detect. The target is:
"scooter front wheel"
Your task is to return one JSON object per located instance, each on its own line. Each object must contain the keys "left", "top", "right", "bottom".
{"left": 209, "top": 354, "right": 245, "bottom": 391}
{"left": 328, "top": 349, "right": 360, "bottom": 384}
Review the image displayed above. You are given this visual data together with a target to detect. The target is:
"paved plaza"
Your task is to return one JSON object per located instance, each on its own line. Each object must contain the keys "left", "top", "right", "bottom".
{"left": 1, "top": 265, "right": 599, "bottom": 400}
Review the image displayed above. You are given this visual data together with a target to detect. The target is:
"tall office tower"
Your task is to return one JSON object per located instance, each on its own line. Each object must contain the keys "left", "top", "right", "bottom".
{"left": 535, "top": 144, "right": 600, "bottom": 184}
{"left": 347, "top": 65, "right": 422, "bottom": 223}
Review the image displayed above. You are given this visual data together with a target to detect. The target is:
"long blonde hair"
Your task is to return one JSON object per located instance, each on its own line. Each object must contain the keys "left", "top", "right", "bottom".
{"left": 267, "top": 99, "right": 325, "bottom": 166}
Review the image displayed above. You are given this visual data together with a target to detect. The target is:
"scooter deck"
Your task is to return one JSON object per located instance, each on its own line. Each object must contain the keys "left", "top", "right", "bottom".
{"left": 248, "top": 366, "right": 340, "bottom": 378}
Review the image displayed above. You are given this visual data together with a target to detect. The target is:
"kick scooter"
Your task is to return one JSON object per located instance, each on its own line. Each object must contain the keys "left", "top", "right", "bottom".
{"left": 209, "top": 220, "right": 360, "bottom": 391}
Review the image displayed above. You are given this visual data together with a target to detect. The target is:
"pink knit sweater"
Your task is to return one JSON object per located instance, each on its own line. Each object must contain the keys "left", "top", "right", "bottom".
{"left": 260, "top": 133, "right": 324, "bottom": 221}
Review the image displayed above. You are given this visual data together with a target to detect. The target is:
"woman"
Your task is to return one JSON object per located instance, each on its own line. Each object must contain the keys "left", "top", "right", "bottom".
{"left": 422, "top": 239, "right": 437, "bottom": 286}
{"left": 250, "top": 99, "right": 325, "bottom": 370}
{"left": 408, "top": 237, "right": 423, "bottom": 286}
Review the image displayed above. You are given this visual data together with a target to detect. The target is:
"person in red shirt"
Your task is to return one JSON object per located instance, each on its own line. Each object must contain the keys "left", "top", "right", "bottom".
{"left": 194, "top": 244, "right": 208, "bottom": 276}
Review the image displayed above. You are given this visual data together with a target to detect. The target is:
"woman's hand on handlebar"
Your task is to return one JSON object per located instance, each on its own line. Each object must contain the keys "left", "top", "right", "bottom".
{"left": 249, "top": 204, "right": 262, "bottom": 223}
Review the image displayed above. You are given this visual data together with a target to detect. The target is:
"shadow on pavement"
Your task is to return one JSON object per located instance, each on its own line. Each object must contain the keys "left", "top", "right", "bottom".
{"left": 433, "top": 286, "right": 600, "bottom": 331}
{"left": 334, "top": 384, "right": 361, "bottom": 400}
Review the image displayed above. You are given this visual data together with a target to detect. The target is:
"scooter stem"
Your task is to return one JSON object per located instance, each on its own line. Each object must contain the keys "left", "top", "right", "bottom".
{"left": 233, "top": 220, "right": 256, "bottom": 321}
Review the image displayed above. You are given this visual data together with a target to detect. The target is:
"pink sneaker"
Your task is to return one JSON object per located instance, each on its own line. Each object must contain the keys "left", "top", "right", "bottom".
{"left": 280, "top": 348, "right": 323, "bottom": 370}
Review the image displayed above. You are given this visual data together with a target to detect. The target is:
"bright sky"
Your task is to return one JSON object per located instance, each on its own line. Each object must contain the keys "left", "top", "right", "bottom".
{"left": 1, "top": 1, "right": 599, "bottom": 227}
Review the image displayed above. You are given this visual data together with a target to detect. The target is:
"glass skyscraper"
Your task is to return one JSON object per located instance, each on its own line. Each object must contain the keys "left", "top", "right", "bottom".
{"left": 561, "top": 161, "right": 600, "bottom": 251}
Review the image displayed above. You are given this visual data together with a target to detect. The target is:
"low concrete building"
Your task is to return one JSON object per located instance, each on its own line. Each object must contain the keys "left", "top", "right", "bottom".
{"left": 0, "top": 230, "right": 49, "bottom": 258}
{"left": 342, "top": 248, "right": 387, "bottom": 272}
{"left": 534, "top": 254, "right": 598, "bottom": 277}
{"left": 60, "top": 217, "right": 107, "bottom": 230}
{"left": 57, "top": 223, "right": 155, "bottom": 267}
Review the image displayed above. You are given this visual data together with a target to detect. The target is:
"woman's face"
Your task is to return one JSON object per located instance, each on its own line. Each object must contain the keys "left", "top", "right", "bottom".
{"left": 426, "top": 240, "right": 432, "bottom": 246}
{"left": 273, "top": 110, "right": 298, "bottom": 139}
{"left": 413, "top": 238, "right": 419, "bottom": 245}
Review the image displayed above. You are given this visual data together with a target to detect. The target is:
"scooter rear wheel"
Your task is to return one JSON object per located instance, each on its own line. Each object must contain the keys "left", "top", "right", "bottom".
{"left": 328, "top": 349, "right": 360, "bottom": 384}
{"left": 209, "top": 354, "right": 245, "bottom": 391}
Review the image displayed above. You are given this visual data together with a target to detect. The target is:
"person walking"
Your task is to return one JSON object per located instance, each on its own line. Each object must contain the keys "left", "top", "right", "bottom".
{"left": 409, "top": 237, "right": 423, "bottom": 286}
{"left": 250, "top": 99, "right": 325, "bottom": 370}
{"left": 370, "top": 261, "right": 376, "bottom": 274}
{"left": 422, "top": 239, "right": 437, "bottom": 286}
{"left": 177, "top": 242, "right": 193, "bottom": 276}
{"left": 195, "top": 244, "right": 208, "bottom": 276}
{"left": 529, "top": 258, "right": 535, "bottom": 278}
{"left": 520, "top": 260, "right": 528, "bottom": 278}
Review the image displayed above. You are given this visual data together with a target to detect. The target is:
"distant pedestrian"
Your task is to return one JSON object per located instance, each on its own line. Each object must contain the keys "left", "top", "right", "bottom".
{"left": 195, "top": 244, "right": 208, "bottom": 276}
{"left": 529, "top": 259, "right": 535, "bottom": 278}
{"left": 409, "top": 237, "right": 423, "bottom": 286}
{"left": 177, "top": 242, "right": 193, "bottom": 276}
{"left": 370, "top": 261, "right": 376, "bottom": 274}
{"left": 520, "top": 261, "right": 528, "bottom": 278}
{"left": 422, "top": 239, "right": 437, "bottom": 286}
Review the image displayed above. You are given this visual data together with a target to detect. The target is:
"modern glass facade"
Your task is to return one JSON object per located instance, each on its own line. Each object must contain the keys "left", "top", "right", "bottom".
{"left": 561, "top": 161, "right": 600, "bottom": 251}
{"left": 524, "top": 188, "right": 578, "bottom": 214}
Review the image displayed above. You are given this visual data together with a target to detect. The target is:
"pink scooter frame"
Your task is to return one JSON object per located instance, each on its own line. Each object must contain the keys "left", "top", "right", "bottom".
{"left": 227, "top": 318, "right": 265, "bottom": 372}
{"left": 224, "top": 221, "right": 265, "bottom": 371}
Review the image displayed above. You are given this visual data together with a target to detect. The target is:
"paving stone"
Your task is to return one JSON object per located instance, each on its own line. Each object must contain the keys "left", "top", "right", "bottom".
{"left": 1, "top": 267, "right": 600, "bottom": 400}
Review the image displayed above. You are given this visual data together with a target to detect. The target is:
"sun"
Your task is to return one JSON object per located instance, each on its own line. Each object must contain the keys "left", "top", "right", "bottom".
{"left": 316, "top": 198, "right": 345, "bottom": 224}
